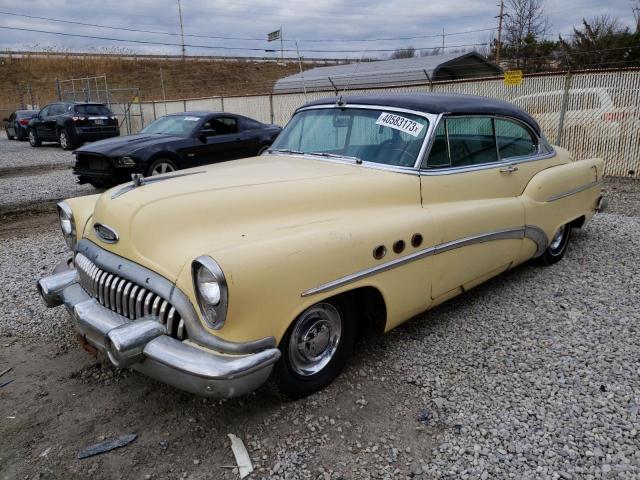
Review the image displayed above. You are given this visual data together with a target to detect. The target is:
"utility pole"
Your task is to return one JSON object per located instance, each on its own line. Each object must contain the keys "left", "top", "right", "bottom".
{"left": 495, "top": 0, "right": 505, "bottom": 64}
{"left": 441, "top": 28, "right": 445, "bottom": 52}
{"left": 177, "top": 0, "right": 186, "bottom": 59}
{"left": 280, "top": 26, "right": 284, "bottom": 61}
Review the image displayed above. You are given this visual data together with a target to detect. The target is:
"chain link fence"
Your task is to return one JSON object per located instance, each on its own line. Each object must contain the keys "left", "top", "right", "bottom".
{"left": 78, "top": 68, "right": 640, "bottom": 177}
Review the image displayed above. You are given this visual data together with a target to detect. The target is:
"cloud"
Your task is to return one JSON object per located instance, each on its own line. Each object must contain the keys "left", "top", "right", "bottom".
{"left": 0, "top": 0, "right": 634, "bottom": 58}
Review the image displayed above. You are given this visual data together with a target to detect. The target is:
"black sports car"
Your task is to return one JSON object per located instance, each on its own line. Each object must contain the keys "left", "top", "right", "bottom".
{"left": 72, "top": 111, "right": 282, "bottom": 187}
{"left": 4, "top": 109, "right": 39, "bottom": 140}
{"left": 28, "top": 101, "right": 119, "bottom": 150}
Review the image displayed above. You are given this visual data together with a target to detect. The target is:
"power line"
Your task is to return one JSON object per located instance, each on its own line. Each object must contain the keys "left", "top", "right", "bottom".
{"left": 0, "top": 26, "right": 490, "bottom": 54}
{"left": 0, "top": 11, "right": 495, "bottom": 43}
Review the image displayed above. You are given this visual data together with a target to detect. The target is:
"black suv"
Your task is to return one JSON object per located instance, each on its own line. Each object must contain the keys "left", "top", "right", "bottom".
{"left": 28, "top": 102, "right": 119, "bottom": 150}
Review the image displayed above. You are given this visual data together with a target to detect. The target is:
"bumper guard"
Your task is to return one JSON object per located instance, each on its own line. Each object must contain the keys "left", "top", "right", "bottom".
{"left": 37, "top": 262, "right": 281, "bottom": 398}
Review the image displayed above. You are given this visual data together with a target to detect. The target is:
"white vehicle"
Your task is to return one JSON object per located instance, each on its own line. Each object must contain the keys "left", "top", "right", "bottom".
{"left": 513, "top": 88, "right": 639, "bottom": 164}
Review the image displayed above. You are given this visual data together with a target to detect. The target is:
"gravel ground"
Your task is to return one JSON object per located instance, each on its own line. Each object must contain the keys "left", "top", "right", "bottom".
{"left": 0, "top": 135, "right": 639, "bottom": 478}
{"left": 0, "top": 136, "right": 99, "bottom": 216}
{"left": 0, "top": 136, "right": 73, "bottom": 169}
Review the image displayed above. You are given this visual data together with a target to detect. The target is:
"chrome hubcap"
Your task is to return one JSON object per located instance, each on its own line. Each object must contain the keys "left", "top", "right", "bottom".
{"left": 549, "top": 225, "right": 566, "bottom": 251}
{"left": 60, "top": 132, "right": 67, "bottom": 148}
{"left": 151, "top": 162, "right": 175, "bottom": 175}
{"left": 289, "top": 303, "right": 342, "bottom": 376}
{"left": 29, "top": 131, "right": 34, "bottom": 144}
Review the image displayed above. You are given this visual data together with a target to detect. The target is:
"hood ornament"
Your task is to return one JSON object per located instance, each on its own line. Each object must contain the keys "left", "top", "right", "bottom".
{"left": 131, "top": 173, "right": 145, "bottom": 187}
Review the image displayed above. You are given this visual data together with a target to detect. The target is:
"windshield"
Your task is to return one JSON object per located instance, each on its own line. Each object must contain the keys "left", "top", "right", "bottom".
{"left": 140, "top": 115, "right": 201, "bottom": 136}
{"left": 270, "top": 107, "right": 429, "bottom": 167}
{"left": 74, "top": 104, "right": 112, "bottom": 115}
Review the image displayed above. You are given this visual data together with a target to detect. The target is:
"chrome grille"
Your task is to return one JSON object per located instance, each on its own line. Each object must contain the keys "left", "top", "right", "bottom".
{"left": 75, "top": 253, "right": 187, "bottom": 340}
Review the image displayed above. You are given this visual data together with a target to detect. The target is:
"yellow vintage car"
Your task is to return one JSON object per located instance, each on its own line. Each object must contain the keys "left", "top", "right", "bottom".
{"left": 38, "top": 94, "right": 605, "bottom": 399}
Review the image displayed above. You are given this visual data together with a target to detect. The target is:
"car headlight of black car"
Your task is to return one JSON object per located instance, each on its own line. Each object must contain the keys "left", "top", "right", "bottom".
{"left": 192, "top": 256, "right": 228, "bottom": 330}
{"left": 113, "top": 156, "right": 136, "bottom": 167}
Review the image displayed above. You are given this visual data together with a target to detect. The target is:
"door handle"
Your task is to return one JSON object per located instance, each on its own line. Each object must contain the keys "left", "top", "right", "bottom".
{"left": 499, "top": 164, "right": 518, "bottom": 174}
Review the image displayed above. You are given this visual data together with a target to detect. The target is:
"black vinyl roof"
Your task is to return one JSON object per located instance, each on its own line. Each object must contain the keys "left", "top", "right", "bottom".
{"left": 300, "top": 93, "right": 541, "bottom": 135}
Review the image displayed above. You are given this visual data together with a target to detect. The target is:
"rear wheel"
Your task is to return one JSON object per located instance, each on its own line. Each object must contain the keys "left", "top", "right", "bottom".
{"left": 274, "top": 297, "right": 356, "bottom": 399}
{"left": 146, "top": 158, "right": 177, "bottom": 176}
{"left": 58, "top": 130, "right": 74, "bottom": 150}
{"left": 28, "top": 129, "right": 41, "bottom": 147}
{"left": 537, "top": 223, "right": 571, "bottom": 266}
{"left": 6, "top": 132, "right": 14, "bottom": 140}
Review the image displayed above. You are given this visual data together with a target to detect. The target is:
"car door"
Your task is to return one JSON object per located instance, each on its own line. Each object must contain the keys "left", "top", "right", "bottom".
{"left": 39, "top": 104, "right": 59, "bottom": 140}
{"left": 191, "top": 116, "right": 245, "bottom": 166}
{"left": 33, "top": 106, "right": 50, "bottom": 138}
{"left": 420, "top": 115, "right": 557, "bottom": 302}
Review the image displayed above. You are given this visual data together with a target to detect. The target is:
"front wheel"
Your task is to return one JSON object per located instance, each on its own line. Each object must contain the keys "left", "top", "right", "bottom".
{"left": 146, "top": 158, "right": 177, "bottom": 176}
{"left": 28, "top": 129, "right": 41, "bottom": 147}
{"left": 274, "top": 298, "right": 356, "bottom": 399}
{"left": 537, "top": 223, "right": 571, "bottom": 266}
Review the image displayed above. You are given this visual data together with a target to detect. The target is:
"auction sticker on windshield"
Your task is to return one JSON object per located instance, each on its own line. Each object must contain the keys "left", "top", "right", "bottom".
{"left": 376, "top": 112, "right": 424, "bottom": 137}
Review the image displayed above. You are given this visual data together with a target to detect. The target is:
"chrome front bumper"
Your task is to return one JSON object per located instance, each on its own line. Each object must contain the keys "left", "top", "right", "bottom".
{"left": 37, "top": 260, "right": 281, "bottom": 398}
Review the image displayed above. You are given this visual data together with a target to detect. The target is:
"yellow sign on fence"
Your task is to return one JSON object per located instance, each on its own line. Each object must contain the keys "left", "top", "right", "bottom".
{"left": 504, "top": 70, "right": 523, "bottom": 86}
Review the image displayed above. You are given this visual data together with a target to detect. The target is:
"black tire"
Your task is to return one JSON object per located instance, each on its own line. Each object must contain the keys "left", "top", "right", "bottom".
{"left": 28, "top": 129, "right": 41, "bottom": 147}
{"left": 6, "top": 132, "right": 14, "bottom": 140}
{"left": 89, "top": 181, "right": 108, "bottom": 189}
{"left": 58, "top": 129, "right": 74, "bottom": 150}
{"left": 274, "top": 297, "right": 356, "bottom": 399}
{"left": 537, "top": 223, "right": 571, "bottom": 266}
{"left": 146, "top": 158, "right": 178, "bottom": 176}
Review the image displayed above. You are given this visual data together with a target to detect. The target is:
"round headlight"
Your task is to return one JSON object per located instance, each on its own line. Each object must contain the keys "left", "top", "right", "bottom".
{"left": 192, "top": 256, "right": 228, "bottom": 329}
{"left": 57, "top": 201, "right": 76, "bottom": 251}
{"left": 197, "top": 267, "right": 221, "bottom": 305}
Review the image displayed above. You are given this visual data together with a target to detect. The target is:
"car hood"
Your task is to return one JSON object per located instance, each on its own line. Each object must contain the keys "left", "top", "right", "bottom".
{"left": 74, "top": 133, "right": 185, "bottom": 156}
{"left": 84, "top": 155, "right": 420, "bottom": 282}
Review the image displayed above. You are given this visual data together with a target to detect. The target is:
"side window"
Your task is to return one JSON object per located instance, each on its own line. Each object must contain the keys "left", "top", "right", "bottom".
{"left": 447, "top": 117, "right": 498, "bottom": 167}
{"left": 200, "top": 120, "right": 217, "bottom": 137}
{"left": 39, "top": 106, "right": 50, "bottom": 117}
{"left": 495, "top": 119, "right": 537, "bottom": 159}
{"left": 425, "top": 120, "right": 449, "bottom": 168}
{"left": 212, "top": 117, "right": 238, "bottom": 134}
{"left": 50, "top": 105, "right": 64, "bottom": 116}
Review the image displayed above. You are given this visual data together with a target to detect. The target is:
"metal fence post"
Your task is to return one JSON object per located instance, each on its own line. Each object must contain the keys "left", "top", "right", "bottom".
{"left": 55, "top": 79, "right": 62, "bottom": 100}
{"left": 556, "top": 70, "right": 572, "bottom": 146}
{"left": 221, "top": 96, "right": 225, "bottom": 112}
{"left": 269, "top": 94, "right": 275, "bottom": 124}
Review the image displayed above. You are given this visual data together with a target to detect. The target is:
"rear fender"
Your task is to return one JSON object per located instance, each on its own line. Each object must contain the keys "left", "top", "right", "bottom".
{"left": 518, "top": 157, "right": 604, "bottom": 260}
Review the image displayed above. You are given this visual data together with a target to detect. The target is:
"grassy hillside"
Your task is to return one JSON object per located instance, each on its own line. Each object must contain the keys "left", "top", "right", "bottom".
{"left": 0, "top": 54, "right": 315, "bottom": 117}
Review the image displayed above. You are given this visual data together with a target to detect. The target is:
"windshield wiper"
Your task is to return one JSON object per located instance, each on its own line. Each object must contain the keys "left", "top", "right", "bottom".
{"left": 268, "top": 148, "right": 304, "bottom": 155}
{"left": 306, "top": 151, "right": 363, "bottom": 164}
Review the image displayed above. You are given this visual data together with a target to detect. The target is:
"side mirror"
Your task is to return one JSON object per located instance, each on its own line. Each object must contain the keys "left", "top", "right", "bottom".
{"left": 198, "top": 134, "right": 208, "bottom": 143}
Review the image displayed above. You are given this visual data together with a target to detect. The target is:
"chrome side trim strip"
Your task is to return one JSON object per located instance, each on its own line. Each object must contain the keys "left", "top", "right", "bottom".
{"left": 546, "top": 180, "right": 601, "bottom": 202}
{"left": 419, "top": 150, "right": 557, "bottom": 176}
{"left": 301, "top": 226, "right": 547, "bottom": 297}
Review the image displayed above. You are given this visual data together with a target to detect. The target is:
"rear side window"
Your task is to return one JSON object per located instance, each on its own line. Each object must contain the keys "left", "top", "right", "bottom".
{"left": 447, "top": 117, "right": 498, "bottom": 167}
{"left": 49, "top": 104, "right": 65, "bottom": 116}
{"left": 211, "top": 117, "right": 238, "bottom": 134}
{"left": 495, "top": 119, "right": 537, "bottom": 159}
{"left": 75, "top": 104, "right": 112, "bottom": 116}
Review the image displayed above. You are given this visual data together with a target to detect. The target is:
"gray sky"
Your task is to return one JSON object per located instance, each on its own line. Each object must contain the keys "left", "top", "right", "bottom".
{"left": 0, "top": 0, "right": 635, "bottom": 59}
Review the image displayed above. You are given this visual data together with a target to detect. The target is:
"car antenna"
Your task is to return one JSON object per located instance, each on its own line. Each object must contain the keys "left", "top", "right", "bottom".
{"left": 336, "top": 50, "right": 366, "bottom": 108}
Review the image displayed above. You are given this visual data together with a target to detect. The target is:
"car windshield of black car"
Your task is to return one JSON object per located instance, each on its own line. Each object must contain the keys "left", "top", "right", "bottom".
{"left": 141, "top": 115, "right": 201, "bottom": 136}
